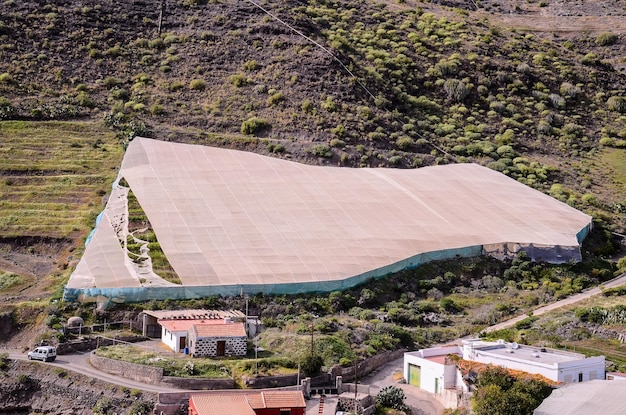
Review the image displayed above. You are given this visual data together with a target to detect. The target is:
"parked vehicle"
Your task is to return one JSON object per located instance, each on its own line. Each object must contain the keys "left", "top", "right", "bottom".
{"left": 27, "top": 346, "right": 57, "bottom": 362}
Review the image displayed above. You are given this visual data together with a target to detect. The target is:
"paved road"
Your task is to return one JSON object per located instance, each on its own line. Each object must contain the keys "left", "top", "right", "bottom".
{"left": 484, "top": 272, "right": 626, "bottom": 333}
{"left": 6, "top": 348, "right": 179, "bottom": 394}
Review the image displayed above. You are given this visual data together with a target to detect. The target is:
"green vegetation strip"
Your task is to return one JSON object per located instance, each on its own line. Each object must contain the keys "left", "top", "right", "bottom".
{"left": 0, "top": 121, "right": 123, "bottom": 238}
{"left": 95, "top": 344, "right": 298, "bottom": 378}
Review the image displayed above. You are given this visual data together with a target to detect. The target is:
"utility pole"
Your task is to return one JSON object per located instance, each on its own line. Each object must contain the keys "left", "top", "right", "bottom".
{"left": 157, "top": 0, "right": 166, "bottom": 35}
{"left": 354, "top": 357, "right": 358, "bottom": 415}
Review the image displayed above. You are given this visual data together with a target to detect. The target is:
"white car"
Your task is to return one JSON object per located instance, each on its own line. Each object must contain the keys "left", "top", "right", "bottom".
{"left": 27, "top": 346, "right": 57, "bottom": 362}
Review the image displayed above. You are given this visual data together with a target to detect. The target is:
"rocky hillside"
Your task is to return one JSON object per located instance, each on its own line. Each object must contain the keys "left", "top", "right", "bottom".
{"left": 0, "top": 0, "right": 625, "bottom": 359}
{"left": 0, "top": 356, "right": 156, "bottom": 415}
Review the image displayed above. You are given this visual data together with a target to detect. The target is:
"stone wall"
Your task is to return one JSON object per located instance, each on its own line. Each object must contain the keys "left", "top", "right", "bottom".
{"left": 89, "top": 352, "right": 234, "bottom": 389}
{"left": 331, "top": 349, "right": 406, "bottom": 382}
{"left": 89, "top": 351, "right": 164, "bottom": 384}
{"left": 56, "top": 335, "right": 147, "bottom": 355}
{"left": 191, "top": 336, "right": 247, "bottom": 358}
{"left": 244, "top": 373, "right": 300, "bottom": 389}
{"left": 161, "top": 376, "right": 234, "bottom": 390}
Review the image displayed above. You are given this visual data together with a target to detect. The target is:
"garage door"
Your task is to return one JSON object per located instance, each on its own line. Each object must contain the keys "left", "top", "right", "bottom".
{"left": 409, "top": 364, "right": 421, "bottom": 387}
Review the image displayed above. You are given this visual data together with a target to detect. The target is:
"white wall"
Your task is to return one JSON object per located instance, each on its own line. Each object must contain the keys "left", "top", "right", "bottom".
{"left": 161, "top": 326, "right": 185, "bottom": 352}
{"left": 462, "top": 340, "right": 605, "bottom": 383}
{"left": 556, "top": 356, "right": 605, "bottom": 383}
{"left": 404, "top": 351, "right": 459, "bottom": 394}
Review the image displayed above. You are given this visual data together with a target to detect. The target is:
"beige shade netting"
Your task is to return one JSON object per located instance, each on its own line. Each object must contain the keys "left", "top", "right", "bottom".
{"left": 67, "top": 137, "right": 592, "bottom": 290}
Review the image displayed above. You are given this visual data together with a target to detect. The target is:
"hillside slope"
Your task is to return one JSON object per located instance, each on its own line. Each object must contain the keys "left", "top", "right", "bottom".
{"left": 0, "top": 0, "right": 625, "bottom": 306}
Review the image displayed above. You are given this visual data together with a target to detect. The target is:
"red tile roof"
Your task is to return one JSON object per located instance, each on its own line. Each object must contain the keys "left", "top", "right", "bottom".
{"left": 159, "top": 318, "right": 226, "bottom": 333}
{"left": 247, "top": 390, "right": 306, "bottom": 409}
{"left": 191, "top": 322, "right": 246, "bottom": 337}
{"left": 191, "top": 393, "right": 255, "bottom": 415}
{"left": 190, "top": 391, "right": 305, "bottom": 415}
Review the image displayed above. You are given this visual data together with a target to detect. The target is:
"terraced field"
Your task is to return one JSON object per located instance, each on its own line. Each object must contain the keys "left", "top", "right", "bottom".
{"left": 0, "top": 121, "right": 122, "bottom": 294}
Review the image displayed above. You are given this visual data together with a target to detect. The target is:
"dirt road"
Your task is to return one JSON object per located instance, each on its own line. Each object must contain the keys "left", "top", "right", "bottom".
{"left": 485, "top": 272, "right": 626, "bottom": 333}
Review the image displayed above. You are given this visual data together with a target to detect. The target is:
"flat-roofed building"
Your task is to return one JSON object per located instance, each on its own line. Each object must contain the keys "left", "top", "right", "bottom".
{"left": 461, "top": 338, "right": 605, "bottom": 383}
{"left": 404, "top": 345, "right": 469, "bottom": 409}
{"left": 534, "top": 379, "right": 626, "bottom": 415}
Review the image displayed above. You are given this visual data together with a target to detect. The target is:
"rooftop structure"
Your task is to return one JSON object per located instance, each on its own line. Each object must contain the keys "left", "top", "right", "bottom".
{"left": 534, "top": 379, "right": 626, "bottom": 415}
{"left": 64, "top": 137, "right": 592, "bottom": 303}
{"left": 461, "top": 339, "right": 605, "bottom": 383}
{"left": 141, "top": 309, "right": 245, "bottom": 321}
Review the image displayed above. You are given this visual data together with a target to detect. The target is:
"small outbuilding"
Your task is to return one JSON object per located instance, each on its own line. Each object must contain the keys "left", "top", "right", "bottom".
{"left": 188, "top": 321, "right": 247, "bottom": 358}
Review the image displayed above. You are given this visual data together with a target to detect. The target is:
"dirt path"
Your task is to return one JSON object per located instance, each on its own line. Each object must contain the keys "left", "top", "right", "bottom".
{"left": 485, "top": 272, "right": 626, "bottom": 333}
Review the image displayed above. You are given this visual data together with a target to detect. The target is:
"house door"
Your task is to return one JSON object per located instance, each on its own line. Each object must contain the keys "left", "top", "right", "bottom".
{"left": 434, "top": 378, "right": 439, "bottom": 393}
{"left": 179, "top": 336, "right": 187, "bottom": 351}
{"left": 217, "top": 341, "right": 226, "bottom": 356}
{"left": 408, "top": 364, "right": 421, "bottom": 387}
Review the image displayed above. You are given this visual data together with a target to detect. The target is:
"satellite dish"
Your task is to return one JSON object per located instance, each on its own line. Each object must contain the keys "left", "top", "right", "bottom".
{"left": 512, "top": 342, "right": 519, "bottom": 349}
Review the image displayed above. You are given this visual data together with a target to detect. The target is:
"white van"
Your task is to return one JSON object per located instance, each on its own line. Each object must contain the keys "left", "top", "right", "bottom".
{"left": 27, "top": 346, "right": 57, "bottom": 362}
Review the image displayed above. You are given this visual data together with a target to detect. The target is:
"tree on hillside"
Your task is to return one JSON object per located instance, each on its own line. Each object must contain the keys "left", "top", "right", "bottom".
{"left": 472, "top": 366, "right": 553, "bottom": 415}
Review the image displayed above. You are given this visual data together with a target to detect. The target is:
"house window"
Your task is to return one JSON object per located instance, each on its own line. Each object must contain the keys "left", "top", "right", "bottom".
{"left": 279, "top": 409, "right": 291, "bottom": 415}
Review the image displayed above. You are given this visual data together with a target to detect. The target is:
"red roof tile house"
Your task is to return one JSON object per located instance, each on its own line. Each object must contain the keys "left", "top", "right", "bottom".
{"left": 188, "top": 321, "right": 247, "bottom": 358}
{"left": 189, "top": 390, "right": 306, "bottom": 415}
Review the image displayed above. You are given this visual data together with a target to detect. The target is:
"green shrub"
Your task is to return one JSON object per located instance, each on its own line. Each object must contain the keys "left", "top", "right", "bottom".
{"left": 267, "top": 92, "right": 285, "bottom": 106}
{"left": 0, "top": 73, "right": 14, "bottom": 84}
{"left": 443, "top": 79, "right": 468, "bottom": 102}
{"left": 321, "top": 96, "right": 338, "bottom": 112}
{"left": 607, "top": 96, "right": 626, "bottom": 113}
{"left": 169, "top": 81, "right": 184, "bottom": 91}
{"left": 148, "top": 38, "right": 165, "bottom": 49}
{"left": 376, "top": 385, "right": 410, "bottom": 413}
{"left": 243, "top": 60, "right": 259, "bottom": 71}
{"left": 301, "top": 99, "right": 314, "bottom": 113}
{"left": 396, "top": 136, "right": 413, "bottom": 149}
{"left": 266, "top": 143, "right": 285, "bottom": 153}
{"left": 150, "top": 104, "right": 165, "bottom": 115}
{"left": 581, "top": 52, "right": 599, "bottom": 65}
{"left": 514, "top": 316, "right": 538, "bottom": 330}
{"left": 330, "top": 138, "right": 345, "bottom": 148}
{"left": 0, "top": 97, "right": 16, "bottom": 120}
{"left": 595, "top": 32, "right": 617, "bottom": 46}
{"left": 110, "top": 88, "right": 130, "bottom": 100}
{"left": 241, "top": 117, "right": 270, "bottom": 135}
{"left": 189, "top": 79, "right": 206, "bottom": 90}
{"left": 310, "top": 144, "right": 332, "bottom": 158}
{"left": 103, "top": 77, "right": 121, "bottom": 88}
{"left": 229, "top": 73, "right": 249, "bottom": 87}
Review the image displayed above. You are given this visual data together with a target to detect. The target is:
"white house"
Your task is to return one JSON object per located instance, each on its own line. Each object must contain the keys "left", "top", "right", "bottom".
{"left": 159, "top": 318, "right": 238, "bottom": 353}
{"left": 404, "top": 345, "right": 469, "bottom": 409}
{"left": 461, "top": 338, "right": 605, "bottom": 383}
{"left": 159, "top": 319, "right": 197, "bottom": 353}
{"left": 404, "top": 339, "right": 606, "bottom": 410}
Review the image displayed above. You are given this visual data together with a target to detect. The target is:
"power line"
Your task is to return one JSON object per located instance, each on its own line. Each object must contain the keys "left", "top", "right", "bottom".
{"left": 242, "top": 0, "right": 455, "bottom": 161}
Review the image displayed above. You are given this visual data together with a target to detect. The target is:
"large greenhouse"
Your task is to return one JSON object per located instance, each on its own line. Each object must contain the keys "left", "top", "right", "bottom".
{"left": 63, "top": 137, "right": 592, "bottom": 304}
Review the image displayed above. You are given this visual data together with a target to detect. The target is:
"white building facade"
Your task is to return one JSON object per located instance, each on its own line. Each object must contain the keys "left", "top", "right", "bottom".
{"left": 404, "top": 345, "right": 469, "bottom": 409}
{"left": 461, "top": 339, "right": 605, "bottom": 383}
